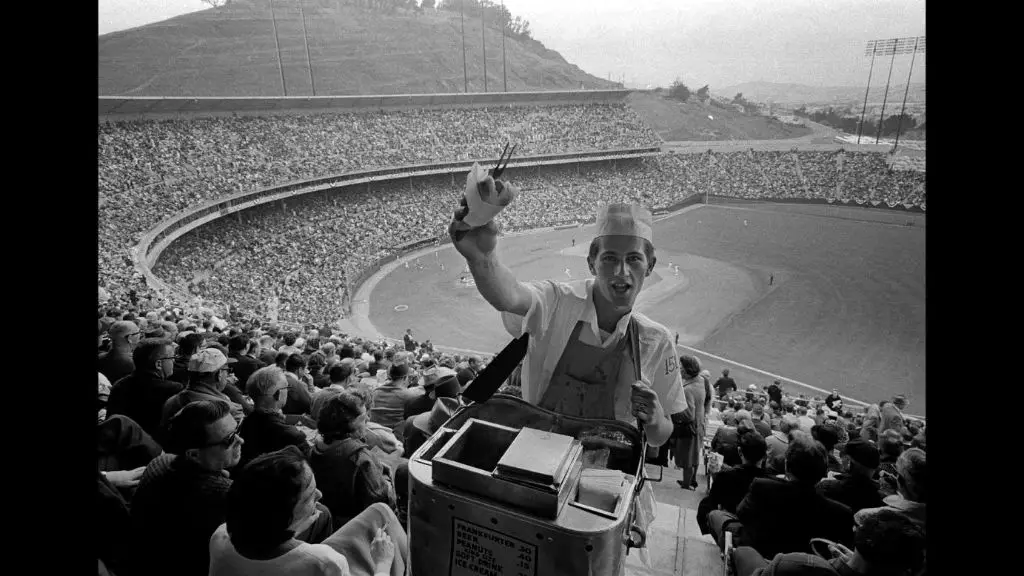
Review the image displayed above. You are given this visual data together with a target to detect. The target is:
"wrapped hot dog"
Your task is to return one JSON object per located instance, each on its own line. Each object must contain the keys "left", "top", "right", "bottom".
{"left": 462, "top": 162, "right": 517, "bottom": 228}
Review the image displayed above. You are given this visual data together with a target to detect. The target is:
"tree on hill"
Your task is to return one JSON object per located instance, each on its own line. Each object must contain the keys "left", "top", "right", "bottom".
{"left": 733, "top": 93, "right": 743, "bottom": 102}
{"left": 421, "top": 0, "right": 435, "bottom": 8}
{"left": 200, "top": 0, "right": 229, "bottom": 7}
{"left": 668, "top": 79, "right": 691, "bottom": 102}
{"left": 695, "top": 84, "right": 710, "bottom": 101}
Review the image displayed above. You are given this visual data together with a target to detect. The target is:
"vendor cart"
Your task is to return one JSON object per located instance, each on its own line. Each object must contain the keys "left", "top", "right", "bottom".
{"left": 407, "top": 394, "right": 658, "bottom": 576}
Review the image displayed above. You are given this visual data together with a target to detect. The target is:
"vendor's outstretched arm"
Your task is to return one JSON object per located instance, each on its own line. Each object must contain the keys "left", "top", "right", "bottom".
{"left": 449, "top": 193, "right": 532, "bottom": 316}
{"left": 467, "top": 254, "right": 532, "bottom": 316}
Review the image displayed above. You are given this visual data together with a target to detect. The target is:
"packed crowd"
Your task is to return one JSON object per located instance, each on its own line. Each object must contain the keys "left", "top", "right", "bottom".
{"left": 98, "top": 103, "right": 661, "bottom": 309}
{"left": 149, "top": 148, "right": 924, "bottom": 327}
{"left": 97, "top": 307, "right": 924, "bottom": 576}
{"left": 661, "top": 363, "right": 926, "bottom": 576}
{"left": 97, "top": 310, "right": 510, "bottom": 576}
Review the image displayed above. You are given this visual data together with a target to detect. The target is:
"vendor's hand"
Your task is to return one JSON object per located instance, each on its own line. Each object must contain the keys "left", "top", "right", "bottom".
{"left": 449, "top": 194, "right": 502, "bottom": 262}
{"left": 370, "top": 527, "right": 396, "bottom": 571}
{"left": 105, "top": 467, "right": 146, "bottom": 488}
{"left": 631, "top": 380, "right": 661, "bottom": 424}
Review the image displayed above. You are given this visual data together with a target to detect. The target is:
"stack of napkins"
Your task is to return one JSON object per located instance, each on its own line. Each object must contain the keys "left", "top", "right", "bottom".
{"left": 576, "top": 469, "right": 627, "bottom": 513}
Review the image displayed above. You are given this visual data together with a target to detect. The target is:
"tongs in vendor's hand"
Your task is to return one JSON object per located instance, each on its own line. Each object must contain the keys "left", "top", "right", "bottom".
{"left": 490, "top": 142, "right": 518, "bottom": 180}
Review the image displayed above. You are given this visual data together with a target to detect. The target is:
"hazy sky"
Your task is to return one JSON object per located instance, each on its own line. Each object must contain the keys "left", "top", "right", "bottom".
{"left": 98, "top": 0, "right": 926, "bottom": 89}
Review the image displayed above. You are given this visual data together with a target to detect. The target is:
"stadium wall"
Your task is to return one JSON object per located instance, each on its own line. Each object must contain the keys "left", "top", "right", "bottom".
{"left": 98, "top": 90, "right": 632, "bottom": 121}
{"left": 134, "top": 148, "right": 660, "bottom": 306}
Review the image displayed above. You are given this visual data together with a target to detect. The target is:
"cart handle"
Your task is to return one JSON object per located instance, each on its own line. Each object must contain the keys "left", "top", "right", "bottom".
{"left": 624, "top": 523, "right": 647, "bottom": 550}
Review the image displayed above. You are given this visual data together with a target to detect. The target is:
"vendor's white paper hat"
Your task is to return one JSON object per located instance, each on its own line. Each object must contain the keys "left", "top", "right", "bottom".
{"left": 595, "top": 204, "right": 653, "bottom": 243}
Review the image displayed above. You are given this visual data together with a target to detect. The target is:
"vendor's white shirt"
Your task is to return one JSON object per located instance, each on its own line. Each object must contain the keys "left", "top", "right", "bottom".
{"left": 208, "top": 524, "right": 351, "bottom": 576}
{"left": 501, "top": 279, "right": 687, "bottom": 423}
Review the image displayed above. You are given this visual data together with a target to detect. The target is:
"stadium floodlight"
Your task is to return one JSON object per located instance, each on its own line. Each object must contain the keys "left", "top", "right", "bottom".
{"left": 857, "top": 36, "right": 925, "bottom": 145}
{"left": 893, "top": 37, "right": 925, "bottom": 153}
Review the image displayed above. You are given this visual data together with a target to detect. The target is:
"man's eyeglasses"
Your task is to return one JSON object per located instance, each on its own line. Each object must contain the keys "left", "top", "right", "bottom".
{"left": 205, "top": 429, "right": 240, "bottom": 448}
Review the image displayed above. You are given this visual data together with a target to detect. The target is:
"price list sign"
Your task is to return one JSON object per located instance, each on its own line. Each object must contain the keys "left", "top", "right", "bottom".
{"left": 450, "top": 518, "right": 537, "bottom": 576}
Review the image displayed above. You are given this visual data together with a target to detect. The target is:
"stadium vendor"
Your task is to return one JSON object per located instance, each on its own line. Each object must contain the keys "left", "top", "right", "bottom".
{"left": 447, "top": 169, "right": 686, "bottom": 449}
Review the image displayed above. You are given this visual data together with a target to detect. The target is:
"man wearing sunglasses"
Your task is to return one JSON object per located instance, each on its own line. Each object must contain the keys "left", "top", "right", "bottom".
{"left": 98, "top": 320, "right": 143, "bottom": 384}
{"left": 160, "top": 348, "right": 244, "bottom": 435}
{"left": 127, "top": 400, "right": 244, "bottom": 576}
{"left": 105, "top": 338, "right": 183, "bottom": 443}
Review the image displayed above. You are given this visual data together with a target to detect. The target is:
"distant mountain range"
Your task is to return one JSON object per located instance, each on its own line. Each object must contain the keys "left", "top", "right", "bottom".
{"left": 714, "top": 81, "right": 926, "bottom": 107}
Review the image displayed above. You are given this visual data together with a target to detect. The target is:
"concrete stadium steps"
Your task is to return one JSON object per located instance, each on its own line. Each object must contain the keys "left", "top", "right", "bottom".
{"left": 626, "top": 464, "right": 723, "bottom": 576}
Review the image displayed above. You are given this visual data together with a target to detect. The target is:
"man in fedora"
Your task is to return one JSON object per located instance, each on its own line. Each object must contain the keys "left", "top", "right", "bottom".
{"left": 403, "top": 396, "right": 461, "bottom": 457}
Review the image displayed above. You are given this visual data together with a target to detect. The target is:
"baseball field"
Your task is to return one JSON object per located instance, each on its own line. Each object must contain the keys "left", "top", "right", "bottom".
{"left": 363, "top": 202, "right": 926, "bottom": 416}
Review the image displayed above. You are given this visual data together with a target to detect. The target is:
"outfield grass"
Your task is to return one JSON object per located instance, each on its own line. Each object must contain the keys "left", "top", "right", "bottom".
{"left": 368, "top": 204, "right": 926, "bottom": 414}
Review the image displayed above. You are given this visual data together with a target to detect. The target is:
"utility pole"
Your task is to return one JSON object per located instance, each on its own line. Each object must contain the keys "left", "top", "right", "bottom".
{"left": 501, "top": 0, "right": 508, "bottom": 92}
{"left": 299, "top": 0, "right": 316, "bottom": 95}
{"left": 875, "top": 39, "right": 899, "bottom": 144}
{"left": 461, "top": 0, "right": 468, "bottom": 93}
{"left": 270, "top": 0, "right": 287, "bottom": 96}
{"left": 481, "top": 2, "right": 488, "bottom": 92}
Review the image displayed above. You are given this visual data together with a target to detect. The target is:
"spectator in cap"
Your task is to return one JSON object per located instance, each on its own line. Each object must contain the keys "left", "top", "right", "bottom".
{"left": 403, "top": 329, "right": 417, "bottom": 352}
{"left": 228, "top": 334, "right": 265, "bottom": 390}
{"left": 816, "top": 439, "right": 884, "bottom": 514}
{"left": 309, "top": 392, "right": 397, "bottom": 527}
{"left": 403, "top": 397, "right": 460, "bottom": 458}
{"left": 282, "top": 353, "right": 314, "bottom": 416}
{"left": 106, "top": 338, "right": 183, "bottom": 443}
{"left": 403, "top": 373, "right": 461, "bottom": 421}
{"left": 765, "top": 415, "right": 798, "bottom": 475}
{"left": 236, "top": 366, "right": 311, "bottom": 470}
{"left": 730, "top": 508, "right": 925, "bottom": 576}
{"left": 127, "top": 400, "right": 244, "bottom": 576}
{"left": 673, "top": 354, "right": 708, "bottom": 490}
{"left": 370, "top": 363, "right": 424, "bottom": 432}
{"left": 209, "top": 445, "right": 406, "bottom": 576}
{"left": 714, "top": 368, "right": 737, "bottom": 399}
{"left": 697, "top": 431, "right": 769, "bottom": 536}
{"left": 709, "top": 432, "right": 853, "bottom": 558}
{"left": 98, "top": 320, "right": 143, "bottom": 383}
{"left": 854, "top": 448, "right": 926, "bottom": 531}
{"left": 160, "top": 349, "right": 243, "bottom": 435}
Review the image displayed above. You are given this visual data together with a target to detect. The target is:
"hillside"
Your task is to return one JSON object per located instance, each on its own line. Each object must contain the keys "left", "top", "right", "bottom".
{"left": 716, "top": 81, "right": 926, "bottom": 107}
{"left": 97, "top": 0, "right": 617, "bottom": 97}
{"left": 627, "top": 91, "right": 812, "bottom": 142}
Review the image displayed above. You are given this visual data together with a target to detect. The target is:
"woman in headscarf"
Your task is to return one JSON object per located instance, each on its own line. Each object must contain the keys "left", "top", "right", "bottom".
{"left": 673, "top": 355, "right": 708, "bottom": 490}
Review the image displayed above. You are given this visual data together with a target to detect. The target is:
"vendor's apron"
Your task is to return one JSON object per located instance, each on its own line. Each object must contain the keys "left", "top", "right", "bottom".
{"left": 537, "top": 317, "right": 658, "bottom": 564}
